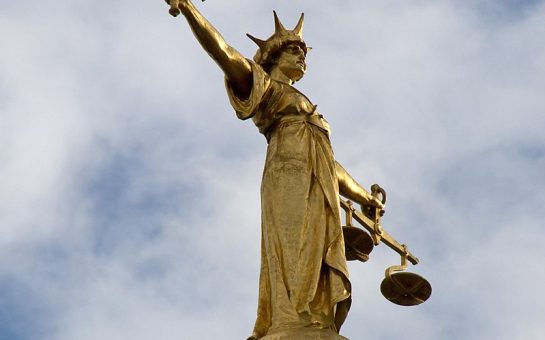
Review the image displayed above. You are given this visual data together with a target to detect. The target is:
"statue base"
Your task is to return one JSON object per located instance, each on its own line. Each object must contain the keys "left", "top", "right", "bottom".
{"left": 260, "top": 327, "right": 349, "bottom": 340}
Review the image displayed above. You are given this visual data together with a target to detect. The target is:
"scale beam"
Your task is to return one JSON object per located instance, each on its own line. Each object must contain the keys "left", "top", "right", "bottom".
{"left": 340, "top": 198, "right": 419, "bottom": 265}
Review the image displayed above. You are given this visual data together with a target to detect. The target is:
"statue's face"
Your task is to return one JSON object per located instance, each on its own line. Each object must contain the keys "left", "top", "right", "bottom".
{"left": 276, "top": 43, "right": 306, "bottom": 81}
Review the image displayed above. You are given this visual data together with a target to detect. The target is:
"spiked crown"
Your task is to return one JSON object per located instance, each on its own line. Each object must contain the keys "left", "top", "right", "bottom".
{"left": 247, "top": 11, "right": 307, "bottom": 70}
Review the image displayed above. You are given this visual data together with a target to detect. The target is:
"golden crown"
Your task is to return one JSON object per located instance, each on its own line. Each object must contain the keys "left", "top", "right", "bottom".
{"left": 247, "top": 11, "right": 307, "bottom": 67}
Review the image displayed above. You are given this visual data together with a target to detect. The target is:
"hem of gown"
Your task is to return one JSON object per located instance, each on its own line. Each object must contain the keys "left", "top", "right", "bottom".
{"left": 324, "top": 235, "right": 352, "bottom": 305}
{"left": 253, "top": 326, "right": 350, "bottom": 340}
{"left": 323, "top": 232, "right": 352, "bottom": 331}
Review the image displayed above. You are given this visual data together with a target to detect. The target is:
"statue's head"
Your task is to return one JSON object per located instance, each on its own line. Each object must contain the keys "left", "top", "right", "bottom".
{"left": 247, "top": 11, "right": 309, "bottom": 81}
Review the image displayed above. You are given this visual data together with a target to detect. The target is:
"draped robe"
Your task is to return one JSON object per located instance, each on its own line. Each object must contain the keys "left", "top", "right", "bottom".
{"left": 225, "top": 61, "right": 351, "bottom": 339}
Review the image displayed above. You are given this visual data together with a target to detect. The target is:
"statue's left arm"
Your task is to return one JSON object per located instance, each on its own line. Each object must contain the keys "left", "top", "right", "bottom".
{"left": 336, "top": 161, "right": 383, "bottom": 209}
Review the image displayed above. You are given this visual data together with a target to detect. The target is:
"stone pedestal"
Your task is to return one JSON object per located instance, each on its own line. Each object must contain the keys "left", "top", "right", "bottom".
{"left": 259, "top": 327, "right": 349, "bottom": 340}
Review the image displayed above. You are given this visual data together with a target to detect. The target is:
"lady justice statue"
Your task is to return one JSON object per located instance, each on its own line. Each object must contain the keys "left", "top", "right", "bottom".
{"left": 165, "top": 1, "right": 387, "bottom": 339}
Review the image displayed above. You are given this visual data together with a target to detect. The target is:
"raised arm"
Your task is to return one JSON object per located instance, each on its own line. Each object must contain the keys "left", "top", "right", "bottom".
{"left": 336, "top": 161, "right": 384, "bottom": 209}
{"left": 169, "top": 0, "right": 252, "bottom": 97}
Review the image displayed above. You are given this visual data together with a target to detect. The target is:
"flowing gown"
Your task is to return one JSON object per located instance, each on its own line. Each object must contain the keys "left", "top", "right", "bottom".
{"left": 225, "top": 61, "right": 351, "bottom": 338}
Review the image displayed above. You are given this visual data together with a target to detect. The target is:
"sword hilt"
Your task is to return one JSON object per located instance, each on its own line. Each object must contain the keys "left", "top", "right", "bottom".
{"left": 167, "top": 0, "right": 181, "bottom": 17}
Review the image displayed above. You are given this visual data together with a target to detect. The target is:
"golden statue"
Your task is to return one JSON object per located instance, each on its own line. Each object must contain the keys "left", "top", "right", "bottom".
{"left": 165, "top": 2, "right": 431, "bottom": 339}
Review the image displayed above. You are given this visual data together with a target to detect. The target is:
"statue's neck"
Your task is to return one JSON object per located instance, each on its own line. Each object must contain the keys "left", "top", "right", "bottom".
{"left": 270, "top": 68, "right": 294, "bottom": 85}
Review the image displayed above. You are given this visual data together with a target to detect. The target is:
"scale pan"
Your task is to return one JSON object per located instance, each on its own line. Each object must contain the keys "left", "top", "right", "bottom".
{"left": 380, "top": 271, "right": 432, "bottom": 306}
{"left": 343, "top": 226, "right": 374, "bottom": 262}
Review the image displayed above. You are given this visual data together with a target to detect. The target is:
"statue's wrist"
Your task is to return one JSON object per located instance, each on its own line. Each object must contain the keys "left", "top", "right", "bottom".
{"left": 357, "top": 193, "right": 370, "bottom": 206}
{"left": 179, "top": 0, "right": 192, "bottom": 12}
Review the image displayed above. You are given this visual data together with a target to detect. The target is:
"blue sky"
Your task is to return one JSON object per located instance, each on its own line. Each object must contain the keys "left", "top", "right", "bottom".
{"left": 1, "top": 0, "right": 544, "bottom": 339}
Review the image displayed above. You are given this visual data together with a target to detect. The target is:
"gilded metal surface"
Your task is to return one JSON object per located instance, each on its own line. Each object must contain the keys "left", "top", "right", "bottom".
{"left": 339, "top": 198, "right": 420, "bottom": 265}
{"left": 164, "top": 1, "right": 428, "bottom": 338}
{"left": 339, "top": 192, "right": 431, "bottom": 306}
{"left": 380, "top": 272, "right": 432, "bottom": 306}
{"left": 342, "top": 201, "right": 373, "bottom": 262}
{"left": 168, "top": 0, "right": 180, "bottom": 17}
{"left": 381, "top": 252, "right": 432, "bottom": 306}
{"left": 342, "top": 226, "right": 373, "bottom": 262}
{"left": 259, "top": 327, "right": 349, "bottom": 340}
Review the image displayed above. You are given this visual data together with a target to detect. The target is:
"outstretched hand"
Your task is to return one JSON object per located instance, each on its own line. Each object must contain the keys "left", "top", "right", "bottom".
{"left": 359, "top": 197, "right": 385, "bottom": 220}
{"left": 360, "top": 185, "right": 385, "bottom": 212}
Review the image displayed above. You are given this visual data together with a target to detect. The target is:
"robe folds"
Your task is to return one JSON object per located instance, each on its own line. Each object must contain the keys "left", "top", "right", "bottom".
{"left": 225, "top": 61, "right": 351, "bottom": 339}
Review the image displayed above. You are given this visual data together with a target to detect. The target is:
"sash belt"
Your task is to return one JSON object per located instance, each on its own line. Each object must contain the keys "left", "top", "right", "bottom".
{"left": 265, "top": 114, "right": 328, "bottom": 143}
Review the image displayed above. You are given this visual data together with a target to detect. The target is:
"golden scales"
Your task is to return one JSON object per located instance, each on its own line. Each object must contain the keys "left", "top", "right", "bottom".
{"left": 340, "top": 185, "right": 432, "bottom": 306}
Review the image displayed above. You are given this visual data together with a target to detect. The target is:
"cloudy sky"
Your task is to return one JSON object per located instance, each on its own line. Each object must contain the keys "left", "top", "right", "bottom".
{"left": 1, "top": 0, "right": 544, "bottom": 339}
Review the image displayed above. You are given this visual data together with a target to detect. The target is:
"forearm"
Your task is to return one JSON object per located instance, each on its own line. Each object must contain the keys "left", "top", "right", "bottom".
{"left": 336, "top": 161, "right": 373, "bottom": 204}
{"left": 178, "top": 1, "right": 251, "bottom": 90}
